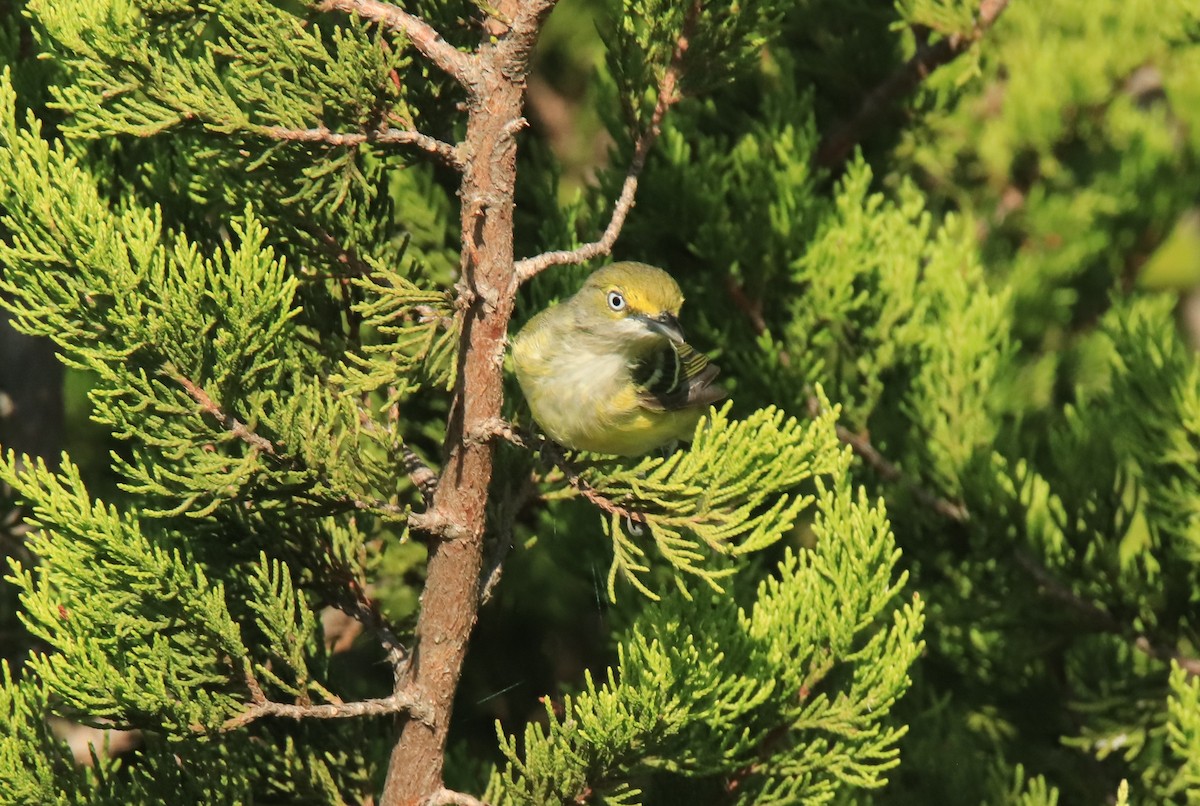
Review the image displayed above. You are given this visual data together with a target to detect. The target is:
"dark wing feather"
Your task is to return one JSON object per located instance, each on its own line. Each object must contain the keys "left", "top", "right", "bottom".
{"left": 634, "top": 341, "right": 727, "bottom": 412}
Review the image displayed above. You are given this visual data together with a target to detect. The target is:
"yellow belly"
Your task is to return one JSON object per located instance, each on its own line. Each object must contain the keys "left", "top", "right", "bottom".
{"left": 512, "top": 327, "right": 703, "bottom": 456}
{"left": 557, "top": 389, "right": 704, "bottom": 455}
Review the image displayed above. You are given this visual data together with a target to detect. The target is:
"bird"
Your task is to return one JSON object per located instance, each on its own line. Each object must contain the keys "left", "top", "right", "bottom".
{"left": 511, "top": 261, "right": 726, "bottom": 456}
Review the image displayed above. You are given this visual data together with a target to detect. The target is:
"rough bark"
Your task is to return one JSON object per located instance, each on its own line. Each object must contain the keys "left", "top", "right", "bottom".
{"left": 379, "top": 3, "right": 553, "bottom": 803}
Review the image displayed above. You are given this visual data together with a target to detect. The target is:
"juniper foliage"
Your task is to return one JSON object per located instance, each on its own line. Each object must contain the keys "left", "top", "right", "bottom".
{"left": 0, "top": 0, "right": 1195, "bottom": 803}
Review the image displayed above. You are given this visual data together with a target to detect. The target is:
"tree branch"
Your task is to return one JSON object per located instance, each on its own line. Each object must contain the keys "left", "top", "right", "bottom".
{"left": 173, "top": 372, "right": 278, "bottom": 457}
{"left": 222, "top": 665, "right": 434, "bottom": 731}
{"left": 804, "top": 396, "right": 972, "bottom": 523}
{"left": 536, "top": 441, "right": 649, "bottom": 526}
{"left": 402, "top": 443, "right": 439, "bottom": 504}
{"left": 513, "top": 0, "right": 701, "bottom": 282}
{"left": 224, "top": 689, "right": 434, "bottom": 730}
{"left": 358, "top": 402, "right": 441, "bottom": 505}
{"left": 815, "top": 0, "right": 1011, "bottom": 168}
{"left": 259, "top": 125, "right": 464, "bottom": 170}
{"left": 309, "top": 549, "right": 411, "bottom": 675}
{"left": 1014, "top": 551, "right": 1200, "bottom": 678}
{"left": 478, "top": 473, "right": 537, "bottom": 606}
{"left": 831, "top": 421, "right": 970, "bottom": 523}
{"left": 317, "top": 0, "right": 477, "bottom": 87}
{"left": 379, "top": 0, "right": 556, "bottom": 796}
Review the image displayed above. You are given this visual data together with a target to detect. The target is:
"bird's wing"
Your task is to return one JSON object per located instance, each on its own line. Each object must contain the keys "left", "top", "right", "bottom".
{"left": 634, "top": 340, "right": 727, "bottom": 412}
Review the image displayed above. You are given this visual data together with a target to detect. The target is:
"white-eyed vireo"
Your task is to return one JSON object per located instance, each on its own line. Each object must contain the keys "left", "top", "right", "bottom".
{"left": 512, "top": 262, "right": 726, "bottom": 456}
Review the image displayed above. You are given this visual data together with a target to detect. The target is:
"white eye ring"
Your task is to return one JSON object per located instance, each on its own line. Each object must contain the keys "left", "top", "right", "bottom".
{"left": 607, "top": 290, "right": 626, "bottom": 311}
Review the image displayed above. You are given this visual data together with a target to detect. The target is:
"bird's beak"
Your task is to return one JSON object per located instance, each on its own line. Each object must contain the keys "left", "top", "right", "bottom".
{"left": 643, "top": 311, "right": 685, "bottom": 343}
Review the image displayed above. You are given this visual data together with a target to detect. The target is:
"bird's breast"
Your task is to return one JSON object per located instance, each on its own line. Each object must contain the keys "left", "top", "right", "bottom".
{"left": 512, "top": 328, "right": 638, "bottom": 449}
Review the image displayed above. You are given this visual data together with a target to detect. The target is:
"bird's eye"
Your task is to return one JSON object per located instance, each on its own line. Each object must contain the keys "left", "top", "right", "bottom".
{"left": 607, "top": 290, "right": 626, "bottom": 311}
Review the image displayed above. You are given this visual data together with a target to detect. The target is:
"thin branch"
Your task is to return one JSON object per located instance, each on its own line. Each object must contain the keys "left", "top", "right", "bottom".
{"left": 538, "top": 441, "right": 648, "bottom": 526}
{"left": 313, "top": 552, "right": 411, "bottom": 674}
{"left": 224, "top": 690, "right": 434, "bottom": 730}
{"left": 173, "top": 373, "right": 278, "bottom": 457}
{"left": 1014, "top": 551, "right": 1200, "bottom": 678}
{"left": 815, "top": 0, "right": 1011, "bottom": 168}
{"left": 402, "top": 445, "right": 439, "bottom": 504}
{"left": 804, "top": 397, "right": 972, "bottom": 523}
{"left": 317, "top": 0, "right": 476, "bottom": 87}
{"left": 259, "top": 125, "right": 464, "bottom": 170}
{"left": 222, "top": 666, "right": 434, "bottom": 731}
{"left": 357, "top": 401, "right": 441, "bottom": 505}
{"left": 513, "top": 0, "right": 702, "bottom": 282}
{"left": 833, "top": 423, "right": 970, "bottom": 523}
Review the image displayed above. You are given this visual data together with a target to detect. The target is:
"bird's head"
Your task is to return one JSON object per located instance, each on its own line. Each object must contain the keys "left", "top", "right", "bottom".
{"left": 571, "top": 262, "right": 687, "bottom": 352}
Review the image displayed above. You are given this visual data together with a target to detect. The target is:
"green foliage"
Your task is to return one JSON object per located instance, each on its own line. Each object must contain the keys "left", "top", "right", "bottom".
{"left": 613, "top": 58, "right": 825, "bottom": 338}
{"left": 780, "top": 160, "right": 1009, "bottom": 484}
{"left": 334, "top": 252, "right": 458, "bottom": 400}
{"left": 569, "top": 401, "right": 844, "bottom": 598}
{"left": 986, "top": 764, "right": 1060, "bottom": 806}
{"left": 488, "top": 468, "right": 923, "bottom": 804}
{"left": 1167, "top": 664, "right": 1200, "bottom": 801}
{"left": 1, "top": 662, "right": 381, "bottom": 805}
{"left": 896, "top": 0, "right": 978, "bottom": 40}
{"left": 0, "top": 67, "right": 447, "bottom": 522}
{"left": 245, "top": 554, "right": 334, "bottom": 705}
{"left": 38, "top": 1, "right": 411, "bottom": 138}
{"left": 0, "top": 664, "right": 97, "bottom": 804}
{"left": 3, "top": 456, "right": 246, "bottom": 733}
{"left": 0, "top": 46, "right": 437, "bottom": 799}
{"left": 868, "top": 1, "right": 1200, "bottom": 801}
{"left": 2, "top": 0, "right": 1197, "bottom": 804}
{"left": 905, "top": 0, "right": 1200, "bottom": 381}
{"left": 33, "top": 0, "right": 426, "bottom": 215}
{"left": 602, "top": 0, "right": 781, "bottom": 132}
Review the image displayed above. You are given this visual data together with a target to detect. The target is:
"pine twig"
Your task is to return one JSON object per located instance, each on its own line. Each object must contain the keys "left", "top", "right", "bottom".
{"left": 804, "top": 400, "right": 971, "bottom": 524}
{"left": 1014, "top": 551, "right": 1200, "bottom": 678}
{"left": 358, "top": 398, "right": 441, "bottom": 506}
{"left": 538, "top": 441, "right": 648, "bottom": 526}
{"left": 513, "top": 0, "right": 702, "bottom": 282}
{"left": 258, "top": 125, "right": 464, "bottom": 169}
{"left": 402, "top": 444, "right": 439, "bottom": 504}
{"left": 317, "top": 0, "right": 477, "bottom": 87}
{"left": 221, "top": 665, "right": 434, "bottom": 731}
{"left": 836, "top": 425, "right": 970, "bottom": 523}
{"left": 312, "top": 550, "right": 411, "bottom": 675}
{"left": 815, "top": 0, "right": 1011, "bottom": 168}
{"left": 173, "top": 372, "right": 279, "bottom": 457}
{"left": 223, "top": 689, "right": 434, "bottom": 729}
